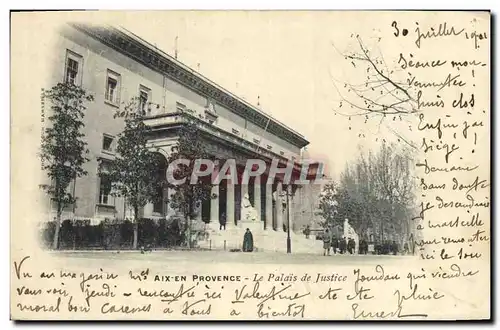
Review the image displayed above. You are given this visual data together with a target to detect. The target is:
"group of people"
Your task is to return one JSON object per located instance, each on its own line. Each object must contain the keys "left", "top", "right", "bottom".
{"left": 322, "top": 229, "right": 357, "bottom": 256}
{"left": 374, "top": 240, "right": 401, "bottom": 255}
{"left": 321, "top": 229, "right": 410, "bottom": 256}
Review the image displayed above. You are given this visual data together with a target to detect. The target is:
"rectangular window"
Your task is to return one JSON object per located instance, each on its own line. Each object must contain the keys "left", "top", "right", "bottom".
{"left": 98, "top": 161, "right": 113, "bottom": 205}
{"left": 232, "top": 128, "right": 240, "bottom": 135}
{"left": 253, "top": 138, "right": 261, "bottom": 144}
{"left": 138, "top": 85, "right": 151, "bottom": 113}
{"left": 64, "top": 50, "right": 83, "bottom": 85}
{"left": 102, "top": 134, "right": 114, "bottom": 152}
{"left": 99, "top": 174, "right": 112, "bottom": 205}
{"left": 105, "top": 70, "right": 121, "bottom": 105}
{"left": 267, "top": 145, "right": 272, "bottom": 150}
{"left": 66, "top": 59, "right": 78, "bottom": 84}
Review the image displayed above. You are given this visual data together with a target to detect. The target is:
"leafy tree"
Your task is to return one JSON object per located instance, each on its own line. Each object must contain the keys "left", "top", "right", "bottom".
{"left": 167, "top": 118, "right": 213, "bottom": 249}
{"left": 40, "top": 83, "right": 94, "bottom": 249}
{"left": 107, "top": 99, "right": 163, "bottom": 249}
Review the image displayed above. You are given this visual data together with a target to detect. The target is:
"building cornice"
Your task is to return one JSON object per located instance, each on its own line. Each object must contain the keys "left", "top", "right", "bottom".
{"left": 144, "top": 112, "right": 303, "bottom": 173}
{"left": 69, "top": 23, "right": 310, "bottom": 149}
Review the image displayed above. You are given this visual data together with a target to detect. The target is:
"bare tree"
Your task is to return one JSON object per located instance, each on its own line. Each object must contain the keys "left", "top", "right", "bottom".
{"left": 320, "top": 143, "right": 416, "bottom": 242}
{"left": 368, "top": 143, "right": 416, "bottom": 240}
{"left": 331, "top": 35, "right": 419, "bottom": 149}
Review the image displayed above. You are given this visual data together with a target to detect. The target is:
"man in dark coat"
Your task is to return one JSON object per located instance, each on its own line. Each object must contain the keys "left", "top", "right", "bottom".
{"left": 339, "top": 237, "right": 347, "bottom": 254}
{"left": 358, "top": 239, "right": 365, "bottom": 254}
{"left": 323, "top": 229, "right": 331, "bottom": 256}
{"left": 348, "top": 238, "right": 355, "bottom": 254}
{"left": 392, "top": 240, "right": 399, "bottom": 255}
{"left": 242, "top": 228, "right": 254, "bottom": 252}
{"left": 331, "top": 236, "right": 339, "bottom": 254}
{"left": 384, "top": 240, "right": 391, "bottom": 255}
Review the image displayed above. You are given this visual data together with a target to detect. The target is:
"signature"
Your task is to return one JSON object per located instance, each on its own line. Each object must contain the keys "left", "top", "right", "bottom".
{"left": 394, "top": 284, "right": 445, "bottom": 307}
{"left": 351, "top": 284, "right": 441, "bottom": 320}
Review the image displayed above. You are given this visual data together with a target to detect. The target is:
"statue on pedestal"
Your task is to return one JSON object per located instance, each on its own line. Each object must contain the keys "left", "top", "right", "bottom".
{"left": 241, "top": 193, "right": 259, "bottom": 222}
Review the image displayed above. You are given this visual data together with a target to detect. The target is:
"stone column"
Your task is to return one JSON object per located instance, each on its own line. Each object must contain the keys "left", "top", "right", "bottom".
{"left": 210, "top": 184, "right": 219, "bottom": 224}
{"left": 226, "top": 181, "right": 235, "bottom": 227}
{"left": 287, "top": 185, "right": 294, "bottom": 232}
{"left": 265, "top": 183, "right": 273, "bottom": 231}
{"left": 210, "top": 160, "right": 219, "bottom": 224}
{"left": 239, "top": 182, "right": 248, "bottom": 226}
{"left": 254, "top": 176, "right": 262, "bottom": 226}
{"left": 276, "top": 181, "right": 283, "bottom": 232}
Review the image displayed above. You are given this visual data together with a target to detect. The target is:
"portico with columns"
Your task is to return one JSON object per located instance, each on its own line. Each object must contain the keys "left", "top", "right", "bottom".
{"left": 152, "top": 150, "right": 300, "bottom": 234}
{"left": 145, "top": 111, "right": 306, "bottom": 249}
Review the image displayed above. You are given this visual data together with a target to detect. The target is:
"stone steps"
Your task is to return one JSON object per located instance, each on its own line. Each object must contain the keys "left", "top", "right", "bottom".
{"left": 198, "top": 224, "right": 323, "bottom": 254}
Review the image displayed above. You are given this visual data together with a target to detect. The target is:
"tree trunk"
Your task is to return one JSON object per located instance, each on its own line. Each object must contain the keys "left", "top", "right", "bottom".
{"left": 52, "top": 208, "right": 61, "bottom": 250}
{"left": 133, "top": 206, "right": 139, "bottom": 249}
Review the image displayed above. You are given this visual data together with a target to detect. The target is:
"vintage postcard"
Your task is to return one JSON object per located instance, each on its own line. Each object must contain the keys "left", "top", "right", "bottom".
{"left": 10, "top": 10, "right": 490, "bottom": 320}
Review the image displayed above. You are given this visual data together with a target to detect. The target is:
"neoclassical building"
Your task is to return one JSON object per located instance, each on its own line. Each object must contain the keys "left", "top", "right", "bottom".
{"left": 45, "top": 23, "right": 323, "bottom": 240}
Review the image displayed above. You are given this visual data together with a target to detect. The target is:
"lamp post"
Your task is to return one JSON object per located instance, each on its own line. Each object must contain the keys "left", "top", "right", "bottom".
{"left": 286, "top": 191, "right": 291, "bottom": 254}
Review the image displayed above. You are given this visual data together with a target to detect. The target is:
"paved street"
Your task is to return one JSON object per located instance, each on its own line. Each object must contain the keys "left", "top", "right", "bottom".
{"left": 51, "top": 249, "right": 415, "bottom": 267}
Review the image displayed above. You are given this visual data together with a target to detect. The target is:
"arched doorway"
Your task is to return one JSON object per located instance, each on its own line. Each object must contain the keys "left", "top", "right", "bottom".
{"left": 152, "top": 152, "right": 168, "bottom": 216}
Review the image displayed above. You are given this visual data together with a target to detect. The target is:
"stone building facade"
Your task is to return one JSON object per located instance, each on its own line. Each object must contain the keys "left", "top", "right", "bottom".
{"left": 43, "top": 23, "right": 324, "bottom": 238}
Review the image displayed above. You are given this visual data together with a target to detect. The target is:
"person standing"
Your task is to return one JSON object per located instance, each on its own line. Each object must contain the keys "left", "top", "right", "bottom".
{"left": 362, "top": 239, "right": 368, "bottom": 254}
{"left": 323, "top": 229, "right": 331, "bottom": 256}
{"left": 349, "top": 238, "right": 356, "bottom": 254}
{"left": 339, "top": 237, "right": 347, "bottom": 254}
{"left": 403, "top": 242, "right": 409, "bottom": 255}
{"left": 242, "top": 228, "right": 254, "bottom": 252}
{"left": 304, "top": 225, "right": 311, "bottom": 239}
{"left": 331, "top": 236, "right": 338, "bottom": 254}
{"left": 392, "top": 240, "right": 399, "bottom": 255}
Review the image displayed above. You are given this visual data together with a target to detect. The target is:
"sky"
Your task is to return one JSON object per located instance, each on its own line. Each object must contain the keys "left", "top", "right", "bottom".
{"left": 107, "top": 11, "right": 424, "bottom": 179}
